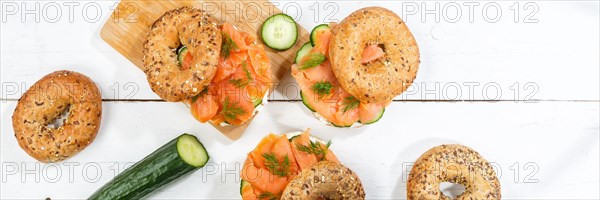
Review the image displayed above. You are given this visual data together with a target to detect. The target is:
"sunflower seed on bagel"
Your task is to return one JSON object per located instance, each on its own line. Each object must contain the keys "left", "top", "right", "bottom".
{"left": 329, "top": 7, "right": 420, "bottom": 103}
{"left": 143, "top": 7, "right": 221, "bottom": 102}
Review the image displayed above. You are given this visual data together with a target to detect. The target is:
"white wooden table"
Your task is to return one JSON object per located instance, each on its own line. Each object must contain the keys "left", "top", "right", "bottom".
{"left": 1, "top": 1, "right": 599, "bottom": 199}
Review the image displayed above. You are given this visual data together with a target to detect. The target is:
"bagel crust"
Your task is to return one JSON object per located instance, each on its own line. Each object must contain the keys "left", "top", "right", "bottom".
{"left": 12, "top": 70, "right": 102, "bottom": 163}
{"left": 143, "top": 7, "right": 221, "bottom": 102}
{"left": 281, "top": 161, "right": 365, "bottom": 200}
{"left": 407, "top": 144, "right": 501, "bottom": 199}
{"left": 329, "top": 7, "right": 420, "bottom": 103}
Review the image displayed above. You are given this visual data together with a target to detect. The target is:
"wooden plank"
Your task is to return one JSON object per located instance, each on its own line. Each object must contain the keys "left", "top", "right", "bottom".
{"left": 98, "top": 0, "right": 309, "bottom": 140}
{"left": 1, "top": 101, "right": 598, "bottom": 199}
{"left": 1, "top": 2, "right": 598, "bottom": 102}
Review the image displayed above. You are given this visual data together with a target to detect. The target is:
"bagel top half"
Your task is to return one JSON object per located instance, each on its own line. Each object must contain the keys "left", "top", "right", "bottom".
{"left": 143, "top": 7, "right": 221, "bottom": 102}
{"left": 329, "top": 7, "right": 420, "bottom": 103}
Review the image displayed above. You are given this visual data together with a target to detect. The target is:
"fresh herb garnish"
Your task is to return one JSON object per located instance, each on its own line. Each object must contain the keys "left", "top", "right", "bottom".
{"left": 341, "top": 96, "right": 360, "bottom": 113}
{"left": 191, "top": 87, "right": 209, "bottom": 103}
{"left": 221, "top": 33, "right": 238, "bottom": 59}
{"left": 228, "top": 61, "right": 253, "bottom": 88}
{"left": 296, "top": 140, "right": 332, "bottom": 160}
{"left": 300, "top": 53, "right": 326, "bottom": 69}
{"left": 262, "top": 152, "right": 290, "bottom": 177}
{"left": 221, "top": 97, "right": 246, "bottom": 120}
{"left": 311, "top": 81, "right": 333, "bottom": 98}
{"left": 257, "top": 192, "right": 279, "bottom": 200}
{"left": 229, "top": 79, "right": 247, "bottom": 88}
{"left": 242, "top": 61, "right": 252, "bottom": 80}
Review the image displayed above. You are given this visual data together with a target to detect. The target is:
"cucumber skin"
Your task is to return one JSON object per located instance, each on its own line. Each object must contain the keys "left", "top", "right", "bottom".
{"left": 310, "top": 24, "right": 330, "bottom": 46}
{"left": 294, "top": 42, "right": 313, "bottom": 64}
{"left": 177, "top": 46, "right": 188, "bottom": 65}
{"left": 240, "top": 179, "right": 250, "bottom": 195}
{"left": 363, "top": 108, "right": 385, "bottom": 125}
{"left": 300, "top": 91, "right": 316, "bottom": 112}
{"left": 89, "top": 134, "right": 204, "bottom": 200}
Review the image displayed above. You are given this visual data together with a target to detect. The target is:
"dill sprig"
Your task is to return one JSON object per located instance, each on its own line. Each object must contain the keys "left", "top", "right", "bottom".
{"left": 242, "top": 61, "right": 252, "bottom": 80}
{"left": 300, "top": 53, "right": 326, "bottom": 69}
{"left": 228, "top": 79, "right": 248, "bottom": 88}
{"left": 296, "top": 140, "right": 332, "bottom": 160}
{"left": 221, "top": 33, "right": 238, "bottom": 59}
{"left": 220, "top": 97, "right": 246, "bottom": 120}
{"left": 341, "top": 96, "right": 360, "bottom": 113}
{"left": 228, "top": 61, "right": 253, "bottom": 88}
{"left": 257, "top": 192, "right": 279, "bottom": 200}
{"left": 191, "top": 87, "right": 209, "bottom": 103}
{"left": 310, "top": 81, "right": 333, "bottom": 98}
{"left": 262, "top": 152, "right": 290, "bottom": 177}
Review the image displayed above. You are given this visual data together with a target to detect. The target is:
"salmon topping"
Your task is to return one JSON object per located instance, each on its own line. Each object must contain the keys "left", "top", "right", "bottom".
{"left": 361, "top": 44, "right": 385, "bottom": 64}
{"left": 291, "top": 25, "right": 388, "bottom": 126}
{"left": 188, "top": 22, "right": 271, "bottom": 125}
{"left": 241, "top": 131, "right": 339, "bottom": 199}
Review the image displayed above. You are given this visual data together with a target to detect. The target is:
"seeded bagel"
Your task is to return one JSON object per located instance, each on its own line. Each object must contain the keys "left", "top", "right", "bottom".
{"left": 143, "top": 7, "right": 221, "bottom": 102}
{"left": 407, "top": 144, "right": 501, "bottom": 199}
{"left": 12, "top": 70, "right": 102, "bottom": 163}
{"left": 329, "top": 7, "right": 420, "bottom": 103}
{"left": 281, "top": 161, "right": 365, "bottom": 200}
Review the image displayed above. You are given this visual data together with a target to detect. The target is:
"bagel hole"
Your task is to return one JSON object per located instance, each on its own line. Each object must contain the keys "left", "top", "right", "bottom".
{"left": 361, "top": 43, "right": 386, "bottom": 66}
{"left": 377, "top": 43, "right": 386, "bottom": 53}
{"left": 175, "top": 44, "right": 190, "bottom": 70}
{"left": 46, "top": 105, "right": 70, "bottom": 129}
{"left": 440, "top": 182, "right": 466, "bottom": 198}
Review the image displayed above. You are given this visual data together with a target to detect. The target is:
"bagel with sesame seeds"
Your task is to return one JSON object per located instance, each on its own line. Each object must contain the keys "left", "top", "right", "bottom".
{"left": 281, "top": 161, "right": 365, "bottom": 200}
{"left": 240, "top": 130, "right": 365, "bottom": 199}
{"left": 143, "top": 7, "right": 221, "bottom": 102}
{"left": 12, "top": 70, "right": 102, "bottom": 163}
{"left": 329, "top": 6, "right": 420, "bottom": 103}
{"left": 407, "top": 144, "right": 501, "bottom": 199}
{"left": 291, "top": 6, "right": 417, "bottom": 127}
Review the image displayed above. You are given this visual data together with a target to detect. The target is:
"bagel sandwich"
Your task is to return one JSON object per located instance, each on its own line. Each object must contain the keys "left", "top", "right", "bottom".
{"left": 290, "top": 7, "right": 419, "bottom": 127}
{"left": 143, "top": 7, "right": 273, "bottom": 127}
{"left": 240, "top": 129, "right": 365, "bottom": 199}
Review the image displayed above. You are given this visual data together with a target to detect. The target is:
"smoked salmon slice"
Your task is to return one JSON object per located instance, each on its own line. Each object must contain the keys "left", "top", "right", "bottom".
{"left": 292, "top": 23, "right": 388, "bottom": 126}
{"left": 189, "top": 92, "right": 218, "bottom": 123}
{"left": 241, "top": 131, "right": 339, "bottom": 199}
{"left": 361, "top": 44, "right": 385, "bottom": 64}
{"left": 189, "top": 22, "right": 271, "bottom": 125}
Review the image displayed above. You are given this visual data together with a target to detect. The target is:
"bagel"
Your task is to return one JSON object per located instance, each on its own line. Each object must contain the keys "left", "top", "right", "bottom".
{"left": 407, "top": 144, "right": 501, "bottom": 199}
{"left": 329, "top": 7, "right": 420, "bottom": 103}
{"left": 12, "top": 70, "right": 102, "bottom": 163}
{"left": 240, "top": 130, "right": 364, "bottom": 199}
{"left": 143, "top": 7, "right": 221, "bottom": 102}
{"left": 281, "top": 161, "right": 365, "bottom": 200}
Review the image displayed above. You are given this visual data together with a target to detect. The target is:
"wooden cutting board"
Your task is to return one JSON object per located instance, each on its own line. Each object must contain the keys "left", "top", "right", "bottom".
{"left": 100, "top": 0, "right": 309, "bottom": 140}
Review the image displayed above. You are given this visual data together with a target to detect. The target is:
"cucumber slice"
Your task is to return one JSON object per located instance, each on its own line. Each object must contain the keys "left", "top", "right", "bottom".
{"left": 252, "top": 97, "right": 263, "bottom": 108}
{"left": 295, "top": 42, "right": 313, "bottom": 64}
{"left": 362, "top": 108, "right": 385, "bottom": 125}
{"left": 177, "top": 46, "right": 188, "bottom": 66}
{"left": 89, "top": 134, "right": 209, "bottom": 200}
{"left": 177, "top": 134, "right": 210, "bottom": 167}
{"left": 261, "top": 13, "right": 298, "bottom": 51}
{"left": 300, "top": 91, "right": 315, "bottom": 112}
{"left": 332, "top": 122, "right": 353, "bottom": 128}
{"left": 288, "top": 135, "right": 300, "bottom": 141}
{"left": 240, "top": 179, "right": 250, "bottom": 195}
{"left": 310, "top": 24, "right": 330, "bottom": 46}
